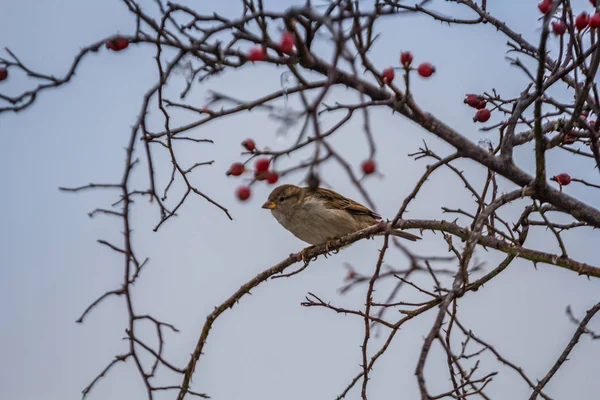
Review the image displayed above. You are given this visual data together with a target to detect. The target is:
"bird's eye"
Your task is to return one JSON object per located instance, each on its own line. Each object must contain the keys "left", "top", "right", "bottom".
{"left": 278, "top": 196, "right": 285, "bottom": 202}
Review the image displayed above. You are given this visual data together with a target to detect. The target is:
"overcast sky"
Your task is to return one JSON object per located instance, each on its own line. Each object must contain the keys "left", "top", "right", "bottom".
{"left": 1, "top": 1, "right": 600, "bottom": 399}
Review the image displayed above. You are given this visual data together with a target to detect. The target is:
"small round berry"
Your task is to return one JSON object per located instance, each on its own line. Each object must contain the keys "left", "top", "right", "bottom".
{"left": 361, "top": 159, "right": 376, "bottom": 175}
{"left": 562, "top": 134, "right": 577, "bottom": 145}
{"left": 254, "top": 157, "right": 270, "bottom": 173}
{"left": 576, "top": 12, "right": 590, "bottom": 30}
{"left": 381, "top": 67, "right": 395, "bottom": 83}
{"left": 590, "top": 13, "right": 600, "bottom": 29}
{"left": 236, "top": 186, "right": 251, "bottom": 201}
{"left": 552, "top": 21, "right": 567, "bottom": 35}
{"left": 265, "top": 171, "right": 279, "bottom": 184}
{"left": 551, "top": 173, "right": 572, "bottom": 186}
{"left": 242, "top": 139, "right": 256, "bottom": 151}
{"left": 116, "top": 39, "right": 129, "bottom": 50}
{"left": 400, "top": 51, "right": 413, "bottom": 67}
{"left": 465, "top": 95, "right": 479, "bottom": 108}
{"left": 538, "top": 0, "right": 552, "bottom": 14}
{"left": 280, "top": 31, "right": 295, "bottom": 54}
{"left": 417, "top": 63, "right": 435, "bottom": 78}
{"left": 590, "top": 119, "right": 596, "bottom": 125}
{"left": 106, "top": 38, "right": 129, "bottom": 51}
{"left": 474, "top": 108, "right": 491, "bottom": 123}
{"left": 0, "top": 68, "right": 7, "bottom": 81}
{"left": 228, "top": 162, "right": 245, "bottom": 176}
{"left": 248, "top": 47, "right": 266, "bottom": 62}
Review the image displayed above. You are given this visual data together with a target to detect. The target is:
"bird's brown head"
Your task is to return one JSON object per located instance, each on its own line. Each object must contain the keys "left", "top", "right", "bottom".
{"left": 261, "top": 184, "right": 302, "bottom": 211}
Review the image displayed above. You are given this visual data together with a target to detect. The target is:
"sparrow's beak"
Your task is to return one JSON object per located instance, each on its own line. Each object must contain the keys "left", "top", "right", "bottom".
{"left": 262, "top": 201, "right": 277, "bottom": 210}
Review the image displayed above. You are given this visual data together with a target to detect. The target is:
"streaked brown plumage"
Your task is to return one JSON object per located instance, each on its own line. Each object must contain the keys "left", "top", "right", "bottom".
{"left": 262, "top": 184, "right": 421, "bottom": 245}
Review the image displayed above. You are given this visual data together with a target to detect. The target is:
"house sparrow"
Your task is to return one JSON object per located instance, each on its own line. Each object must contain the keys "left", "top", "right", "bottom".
{"left": 261, "top": 184, "right": 421, "bottom": 245}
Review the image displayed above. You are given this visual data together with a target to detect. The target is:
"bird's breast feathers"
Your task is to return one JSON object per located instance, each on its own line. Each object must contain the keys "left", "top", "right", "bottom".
{"left": 271, "top": 196, "right": 372, "bottom": 244}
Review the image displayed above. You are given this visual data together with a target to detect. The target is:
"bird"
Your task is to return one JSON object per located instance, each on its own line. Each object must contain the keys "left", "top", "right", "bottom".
{"left": 261, "top": 184, "right": 421, "bottom": 246}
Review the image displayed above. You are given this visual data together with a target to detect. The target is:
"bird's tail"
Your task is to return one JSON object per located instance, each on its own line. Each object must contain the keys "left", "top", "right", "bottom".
{"left": 389, "top": 229, "right": 421, "bottom": 241}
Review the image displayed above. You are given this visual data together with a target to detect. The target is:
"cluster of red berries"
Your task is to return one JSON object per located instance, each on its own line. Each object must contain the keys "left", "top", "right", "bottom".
{"left": 247, "top": 31, "right": 296, "bottom": 62}
{"left": 541, "top": 1, "right": 600, "bottom": 33}
{"left": 106, "top": 38, "right": 129, "bottom": 52}
{"left": 552, "top": 13, "right": 600, "bottom": 34}
{"left": 575, "top": 13, "right": 593, "bottom": 30}
{"left": 0, "top": 68, "right": 7, "bottom": 82}
{"left": 464, "top": 94, "right": 491, "bottom": 123}
{"left": 228, "top": 139, "right": 279, "bottom": 201}
{"left": 380, "top": 51, "right": 435, "bottom": 85}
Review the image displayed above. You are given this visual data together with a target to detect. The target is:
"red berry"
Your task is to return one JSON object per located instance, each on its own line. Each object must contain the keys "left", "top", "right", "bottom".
{"left": 576, "top": 12, "right": 590, "bottom": 30}
{"left": 590, "top": 14, "right": 600, "bottom": 29}
{"left": 465, "top": 95, "right": 479, "bottom": 107}
{"left": 228, "top": 162, "right": 245, "bottom": 176}
{"left": 551, "top": 173, "right": 572, "bottom": 186}
{"left": 0, "top": 68, "right": 7, "bottom": 81}
{"left": 562, "top": 134, "right": 577, "bottom": 145}
{"left": 242, "top": 139, "right": 256, "bottom": 151}
{"left": 381, "top": 67, "right": 395, "bottom": 83}
{"left": 538, "top": 0, "right": 552, "bottom": 14}
{"left": 248, "top": 47, "right": 266, "bottom": 62}
{"left": 280, "top": 31, "right": 295, "bottom": 54}
{"left": 254, "top": 157, "right": 270, "bottom": 173}
{"left": 417, "top": 63, "right": 435, "bottom": 78}
{"left": 236, "top": 186, "right": 251, "bottom": 201}
{"left": 465, "top": 94, "right": 486, "bottom": 109}
{"left": 265, "top": 171, "right": 279, "bottom": 184}
{"left": 361, "top": 159, "right": 376, "bottom": 175}
{"left": 106, "top": 38, "right": 129, "bottom": 51}
{"left": 400, "top": 51, "right": 413, "bottom": 67}
{"left": 474, "top": 108, "right": 491, "bottom": 123}
{"left": 116, "top": 39, "right": 129, "bottom": 50}
{"left": 552, "top": 21, "right": 567, "bottom": 35}
{"left": 590, "top": 120, "right": 596, "bottom": 125}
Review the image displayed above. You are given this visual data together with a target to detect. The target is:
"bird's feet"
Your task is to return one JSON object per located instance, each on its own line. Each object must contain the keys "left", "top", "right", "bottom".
{"left": 323, "top": 239, "right": 341, "bottom": 257}
{"left": 325, "top": 239, "right": 334, "bottom": 253}
{"left": 295, "top": 246, "right": 316, "bottom": 263}
{"left": 293, "top": 240, "right": 341, "bottom": 263}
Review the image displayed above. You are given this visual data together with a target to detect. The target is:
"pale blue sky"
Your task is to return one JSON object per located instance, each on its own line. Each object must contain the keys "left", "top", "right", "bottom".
{"left": 1, "top": 1, "right": 599, "bottom": 399}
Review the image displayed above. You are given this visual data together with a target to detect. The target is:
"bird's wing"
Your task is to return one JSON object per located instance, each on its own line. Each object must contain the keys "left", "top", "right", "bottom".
{"left": 313, "top": 187, "right": 381, "bottom": 219}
